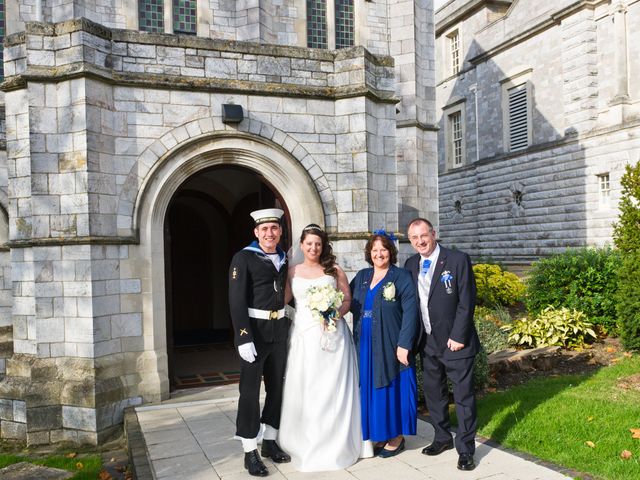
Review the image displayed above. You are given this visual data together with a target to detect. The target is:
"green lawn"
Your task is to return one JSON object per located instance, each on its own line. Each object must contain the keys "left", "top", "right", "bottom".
{"left": 476, "top": 355, "right": 640, "bottom": 480}
{"left": 0, "top": 453, "right": 103, "bottom": 479}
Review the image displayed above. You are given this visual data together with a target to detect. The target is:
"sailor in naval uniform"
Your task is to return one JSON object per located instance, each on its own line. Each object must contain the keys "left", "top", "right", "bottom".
{"left": 228, "top": 208, "right": 292, "bottom": 477}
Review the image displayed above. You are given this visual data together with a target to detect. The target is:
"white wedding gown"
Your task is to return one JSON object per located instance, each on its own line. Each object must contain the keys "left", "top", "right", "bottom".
{"left": 278, "top": 275, "right": 372, "bottom": 471}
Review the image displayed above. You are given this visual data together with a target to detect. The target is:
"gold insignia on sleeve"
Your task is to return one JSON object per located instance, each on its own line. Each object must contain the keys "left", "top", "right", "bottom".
{"left": 232, "top": 267, "right": 238, "bottom": 280}
{"left": 240, "top": 328, "right": 248, "bottom": 336}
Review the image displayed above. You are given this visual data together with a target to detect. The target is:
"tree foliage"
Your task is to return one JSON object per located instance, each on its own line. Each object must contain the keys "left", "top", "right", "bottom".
{"left": 615, "top": 252, "right": 640, "bottom": 351}
{"left": 612, "top": 162, "right": 640, "bottom": 351}
{"left": 613, "top": 162, "right": 640, "bottom": 253}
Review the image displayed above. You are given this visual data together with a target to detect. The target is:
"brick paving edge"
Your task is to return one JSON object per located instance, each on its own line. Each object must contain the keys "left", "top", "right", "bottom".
{"left": 124, "top": 407, "right": 154, "bottom": 480}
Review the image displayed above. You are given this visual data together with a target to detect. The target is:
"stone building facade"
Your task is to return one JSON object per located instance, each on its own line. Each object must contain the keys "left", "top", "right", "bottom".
{"left": 435, "top": 0, "right": 640, "bottom": 264}
{"left": 0, "top": 1, "right": 438, "bottom": 444}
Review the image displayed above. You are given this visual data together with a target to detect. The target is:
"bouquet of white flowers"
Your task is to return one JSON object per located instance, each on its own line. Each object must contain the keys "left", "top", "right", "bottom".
{"left": 306, "top": 284, "right": 344, "bottom": 333}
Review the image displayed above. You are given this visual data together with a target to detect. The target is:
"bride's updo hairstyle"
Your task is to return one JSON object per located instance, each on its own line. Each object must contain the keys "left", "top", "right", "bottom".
{"left": 300, "top": 224, "right": 338, "bottom": 278}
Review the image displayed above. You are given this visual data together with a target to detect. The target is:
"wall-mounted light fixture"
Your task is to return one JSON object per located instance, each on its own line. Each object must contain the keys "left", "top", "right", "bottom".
{"left": 222, "top": 104, "right": 244, "bottom": 124}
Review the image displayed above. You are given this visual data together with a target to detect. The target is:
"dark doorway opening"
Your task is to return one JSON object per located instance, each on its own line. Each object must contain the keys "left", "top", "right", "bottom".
{"left": 164, "top": 165, "right": 290, "bottom": 391}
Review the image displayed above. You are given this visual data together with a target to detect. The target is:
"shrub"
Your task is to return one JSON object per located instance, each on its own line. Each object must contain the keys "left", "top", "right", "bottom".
{"left": 502, "top": 306, "right": 596, "bottom": 349}
{"left": 473, "top": 264, "right": 525, "bottom": 307}
{"left": 475, "top": 306, "right": 511, "bottom": 354}
{"left": 612, "top": 162, "right": 640, "bottom": 351}
{"left": 525, "top": 248, "right": 621, "bottom": 333}
{"left": 614, "top": 252, "right": 640, "bottom": 352}
{"left": 473, "top": 348, "right": 489, "bottom": 391}
{"left": 613, "top": 163, "right": 640, "bottom": 254}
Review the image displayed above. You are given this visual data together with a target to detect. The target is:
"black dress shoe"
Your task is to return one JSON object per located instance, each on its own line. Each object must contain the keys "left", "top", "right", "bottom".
{"left": 457, "top": 453, "right": 476, "bottom": 471}
{"left": 373, "top": 441, "right": 387, "bottom": 456}
{"left": 378, "top": 437, "right": 405, "bottom": 458}
{"left": 422, "top": 440, "right": 454, "bottom": 456}
{"left": 261, "top": 439, "right": 291, "bottom": 463}
{"left": 244, "top": 450, "right": 268, "bottom": 477}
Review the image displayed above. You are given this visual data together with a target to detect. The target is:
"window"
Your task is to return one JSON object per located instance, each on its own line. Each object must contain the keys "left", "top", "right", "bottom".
{"left": 507, "top": 83, "right": 529, "bottom": 151}
{"left": 598, "top": 173, "right": 610, "bottom": 207}
{"left": 449, "top": 112, "right": 463, "bottom": 167}
{"left": 139, "top": 0, "right": 164, "bottom": 33}
{"left": 443, "top": 100, "right": 466, "bottom": 170}
{"left": 173, "top": 0, "right": 197, "bottom": 35}
{"left": 0, "top": 0, "right": 5, "bottom": 79}
{"left": 335, "top": 0, "right": 355, "bottom": 49}
{"left": 307, "top": 1, "right": 354, "bottom": 49}
{"left": 307, "top": 0, "right": 328, "bottom": 48}
{"left": 449, "top": 30, "right": 460, "bottom": 75}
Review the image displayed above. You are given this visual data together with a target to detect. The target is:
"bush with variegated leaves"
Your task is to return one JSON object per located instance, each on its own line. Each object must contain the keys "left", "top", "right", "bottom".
{"left": 501, "top": 306, "right": 596, "bottom": 349}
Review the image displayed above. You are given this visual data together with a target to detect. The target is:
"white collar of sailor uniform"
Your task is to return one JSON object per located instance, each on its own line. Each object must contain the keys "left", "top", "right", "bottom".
{"left": 243, "top": 241, "right": 287, "bottom": 270}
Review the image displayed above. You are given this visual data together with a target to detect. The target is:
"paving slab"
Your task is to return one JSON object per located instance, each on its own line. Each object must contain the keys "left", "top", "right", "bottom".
{"left": 130, "top": 386, "right": 577, "bottom": 480}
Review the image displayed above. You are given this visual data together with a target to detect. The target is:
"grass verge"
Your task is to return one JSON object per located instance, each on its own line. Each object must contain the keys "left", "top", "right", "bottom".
{"left": 476, "top": 355, "right": 640, "bottom": 480}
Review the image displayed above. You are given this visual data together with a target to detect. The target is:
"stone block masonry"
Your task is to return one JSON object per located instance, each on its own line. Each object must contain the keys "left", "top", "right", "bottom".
{"left": 0, "top": 15, "right": 412, "bottom": 445}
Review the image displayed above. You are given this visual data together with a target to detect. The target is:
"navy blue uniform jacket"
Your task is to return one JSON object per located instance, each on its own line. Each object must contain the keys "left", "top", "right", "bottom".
{"left": 228, "top": 242, "right": 290, "bottom": 346}
{"left": 350, "top": 265, "right": 418, "bottom": 388}
{"left": 404, "top": 246, "right": 480, "bottom": 358}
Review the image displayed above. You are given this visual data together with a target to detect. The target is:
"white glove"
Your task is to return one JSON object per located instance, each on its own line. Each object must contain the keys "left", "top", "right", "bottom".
{"left": 285, "top": 304, "right": 296, "bottom": 320}
{"left": 238, "top": 342, "right": 257, "bottom": 363}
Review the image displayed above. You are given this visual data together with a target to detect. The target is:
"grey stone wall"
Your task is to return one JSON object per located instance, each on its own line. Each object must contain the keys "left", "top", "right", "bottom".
{"left": 391, "top": 0, "right": 439, "bottom": 230}
{"left": 435, "top": 0, "right": 640, "bottom": 262}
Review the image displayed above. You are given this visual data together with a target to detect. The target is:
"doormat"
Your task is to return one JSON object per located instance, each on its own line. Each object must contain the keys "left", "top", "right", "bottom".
{"left": 174, "top": 371, "right": 241, "bottom": 389}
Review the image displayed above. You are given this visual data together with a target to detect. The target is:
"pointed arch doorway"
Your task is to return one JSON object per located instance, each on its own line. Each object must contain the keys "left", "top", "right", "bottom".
{"left": 164, "top": 165, "right": 291, "bottom": 390}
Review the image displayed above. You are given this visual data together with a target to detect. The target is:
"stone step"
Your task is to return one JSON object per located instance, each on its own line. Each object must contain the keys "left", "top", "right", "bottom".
{"left": 488, "top": 346, "right": 562, "bottom": 373}
{"left": 0, "top": 462, "right": 73, "bottom": 480}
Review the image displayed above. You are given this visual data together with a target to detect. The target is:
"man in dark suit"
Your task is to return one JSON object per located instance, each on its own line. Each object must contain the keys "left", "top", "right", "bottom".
{"left": 404, "top": 218, "right": 480, "bottom": 471}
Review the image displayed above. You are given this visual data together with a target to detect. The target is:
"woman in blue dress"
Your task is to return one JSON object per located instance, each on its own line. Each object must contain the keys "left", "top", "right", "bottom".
{"left": 350, "top": 230, "right": 419, "bottom": 457}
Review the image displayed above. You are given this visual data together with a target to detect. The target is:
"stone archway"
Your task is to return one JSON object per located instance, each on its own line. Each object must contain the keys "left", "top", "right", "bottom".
{"left": 133, "top": 134, "right": 325, "bottom": 401}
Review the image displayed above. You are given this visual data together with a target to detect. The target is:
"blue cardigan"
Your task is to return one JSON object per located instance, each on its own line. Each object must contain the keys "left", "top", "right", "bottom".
{"left": 350, "top": 265, "right": 418, "bottom": 389}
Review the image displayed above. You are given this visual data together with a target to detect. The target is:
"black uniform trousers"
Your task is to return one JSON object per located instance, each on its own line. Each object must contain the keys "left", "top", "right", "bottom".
{"left": 422, "top": 348, "right": 477, "bottom": 454}
{"left": 236, "top": 340, "right": 288, "bottom": 439}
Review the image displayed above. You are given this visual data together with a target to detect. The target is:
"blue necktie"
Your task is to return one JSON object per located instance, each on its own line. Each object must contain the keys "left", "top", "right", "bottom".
{"left": 420, "top": 259, "right": 432, "bottom": 277}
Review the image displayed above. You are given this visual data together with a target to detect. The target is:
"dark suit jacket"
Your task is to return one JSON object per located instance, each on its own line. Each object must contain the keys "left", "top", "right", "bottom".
{"left": 404, "top": 246, "right": 480, "bottom": 359}
{"left": 350, "top": 265, "right": 418, "bottom": 388}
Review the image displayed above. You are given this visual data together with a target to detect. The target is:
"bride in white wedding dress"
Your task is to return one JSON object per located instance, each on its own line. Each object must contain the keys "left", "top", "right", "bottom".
{"left": 278, "top": 224, "right": 372, "bottom": 472}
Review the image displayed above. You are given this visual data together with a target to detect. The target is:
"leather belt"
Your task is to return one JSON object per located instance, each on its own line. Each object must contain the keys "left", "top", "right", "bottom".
{"left": 248, "top": 308, "right": 286, "bottom": 320}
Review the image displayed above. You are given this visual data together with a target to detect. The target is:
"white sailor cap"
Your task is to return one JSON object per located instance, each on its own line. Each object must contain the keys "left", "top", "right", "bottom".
{"left": 250, "top": 208, "right": 284, "bottom": 226}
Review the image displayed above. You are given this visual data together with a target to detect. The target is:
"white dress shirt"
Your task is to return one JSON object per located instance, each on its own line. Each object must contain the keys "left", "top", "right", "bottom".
{"left": 417, "top": 244, "right": 440, "bottom": 334}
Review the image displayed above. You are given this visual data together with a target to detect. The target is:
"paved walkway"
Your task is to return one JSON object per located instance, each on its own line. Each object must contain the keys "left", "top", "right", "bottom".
{"left": 128, "top": 385, "right": 576, "bottom": 480}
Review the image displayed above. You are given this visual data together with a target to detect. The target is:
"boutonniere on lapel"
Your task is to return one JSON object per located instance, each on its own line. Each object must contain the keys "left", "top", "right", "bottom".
{"left": 382, "top": 282, "right": 396, "bottom": 302}
{"left": 440, "top": 270, "right": 454, "bottom": 294}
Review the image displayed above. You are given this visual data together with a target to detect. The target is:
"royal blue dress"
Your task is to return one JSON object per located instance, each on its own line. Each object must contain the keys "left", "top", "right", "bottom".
{"left": 359, "top": 282, "right": 417, "bottom": 442}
